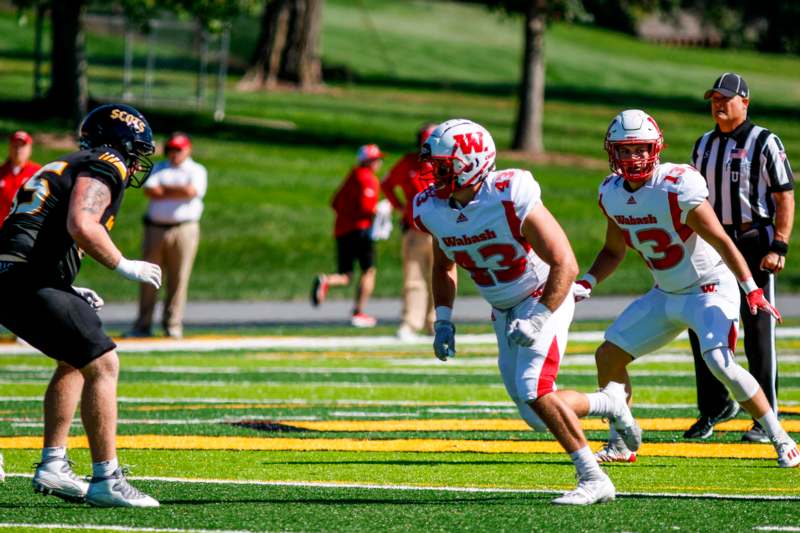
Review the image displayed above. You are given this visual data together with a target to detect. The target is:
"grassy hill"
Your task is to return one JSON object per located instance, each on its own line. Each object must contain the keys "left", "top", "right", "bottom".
{"left": 0, "top": 0, "right": 799, "bottom": 301}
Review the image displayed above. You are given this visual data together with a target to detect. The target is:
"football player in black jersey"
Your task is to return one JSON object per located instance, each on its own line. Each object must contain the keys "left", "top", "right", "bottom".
{"left": 0, "top": 104, "right": 162, "bottom": 507}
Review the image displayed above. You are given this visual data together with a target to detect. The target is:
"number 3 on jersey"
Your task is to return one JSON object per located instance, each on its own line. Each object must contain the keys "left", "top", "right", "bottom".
{"left": 624, "top": 227, "right": 684, "bottom": 270}
{"left": 453, "top": 243, "right": 526, "bottom": 286}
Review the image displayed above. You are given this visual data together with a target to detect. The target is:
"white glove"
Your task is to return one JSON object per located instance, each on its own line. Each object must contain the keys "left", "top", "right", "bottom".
{"left": 115, "top": 257, "right": 162, "bottom": 289}
{"left": 507, "top": 304, "right": 552, "bottom": 347}
{"left": 433, "top": 320, "right": 456, "bottom": 361}
{"left": 73, "top": 286, "right": 104, "bottom": 310}
{"left": 573, "top": 274, "right": 596, "bottom": 303}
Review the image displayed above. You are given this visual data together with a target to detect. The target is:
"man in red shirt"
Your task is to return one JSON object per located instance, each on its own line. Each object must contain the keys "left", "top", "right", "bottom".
{"left": 311, "top": 144, "right": 383, "bottom": 327}
{"left": 381, "top": 123, "right": 437, "bottom": 340}
{"left": 0, "top": 131, "right": 40, "bottom": 227}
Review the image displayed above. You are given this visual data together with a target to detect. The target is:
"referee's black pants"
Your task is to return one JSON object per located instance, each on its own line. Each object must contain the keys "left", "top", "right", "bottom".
{"left": 689, "top": 231, "right": 779, "bottom": 418}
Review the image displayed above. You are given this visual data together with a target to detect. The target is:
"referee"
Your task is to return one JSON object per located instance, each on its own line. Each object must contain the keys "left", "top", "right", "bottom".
{"left": 684, "top": 73, "right": 795, "bottom": 442}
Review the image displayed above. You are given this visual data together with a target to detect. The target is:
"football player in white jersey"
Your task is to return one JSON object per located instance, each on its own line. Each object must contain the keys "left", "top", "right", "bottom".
{"left": 576, "top": 109, "right": 800, "bottom": 468}
{"left": 414, "top": 119, "right": 643, "bottom": 505}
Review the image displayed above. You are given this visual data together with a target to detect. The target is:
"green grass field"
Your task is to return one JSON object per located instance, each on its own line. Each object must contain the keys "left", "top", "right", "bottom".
{"left": 0, "top": 1, "right": 800, "bottom": 300}
{"left": 1, "top": 329, "right": 799, "bottom": 532}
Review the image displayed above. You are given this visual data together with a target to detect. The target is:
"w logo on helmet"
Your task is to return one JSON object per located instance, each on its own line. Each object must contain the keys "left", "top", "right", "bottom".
{"left": 453, "top": 132, "right": 485, "bottom": 155}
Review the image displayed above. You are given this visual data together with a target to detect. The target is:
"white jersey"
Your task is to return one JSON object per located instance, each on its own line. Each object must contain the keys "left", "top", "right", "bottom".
{"left": 599, "top": 163, "right": 723, "bottom": 293}
{"left": 413, "top": 168, "right": 550, "bottom": 309}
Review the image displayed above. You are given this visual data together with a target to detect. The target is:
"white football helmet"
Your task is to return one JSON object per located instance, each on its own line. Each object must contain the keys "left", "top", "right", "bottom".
{"left": 420, "top": 119, "right": 496, "bottom": 191}
{"left": 604, "top": 109, "right": 664, "bottom": 182}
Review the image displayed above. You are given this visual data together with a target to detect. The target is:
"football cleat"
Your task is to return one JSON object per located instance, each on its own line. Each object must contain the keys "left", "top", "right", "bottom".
{"left": 86, "top": 468, "right": 159, "bottom": 508}
{"left": 604, "top": 382, "right": 642, "bottom": 452}
{"left": 595, "top": 438, "right": 637, "bottom": 463}
{"left": 683, "top": 400, "right": 740, "bottom": 440}
{"left": 351, "top": 312, "right": 377, "bottom": 328}
{"left": 32, "top": 457, "right": 89, "bottom": 503}
{"left": 774, "top": 437, "right": 800, "bottom": 468}
{"left": 552, "top": 473, "right": 615, "bottom": 505}
{"left": 742, "top": 422, "right": 770, "bottom": 444}
{"left": 0, "top": 452, "right": 5, "bottom": 482}
{"left": 310, "top": 275, "right": 328, "bottom": 307}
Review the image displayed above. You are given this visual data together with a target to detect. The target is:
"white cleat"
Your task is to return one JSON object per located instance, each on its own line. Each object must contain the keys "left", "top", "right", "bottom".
{"left": 552, "top": 473, "right": 616, "bottom": 505}
{"left": 32, "top": 457, "right": 89, "bottom": 503}
{"left": 86, "top": 468, "right": 159, "bottom": 508}
{"left": 595, "top": 438, "right": 637, "bottom": 463}
{"left": 774, "top": 437, "right": 800, "bottom": 468}
{"left": 604, "top": 382, "right": 642, "bottom": 452}
{"left": 0, "top": 452, "right": 5, "bottom": 482}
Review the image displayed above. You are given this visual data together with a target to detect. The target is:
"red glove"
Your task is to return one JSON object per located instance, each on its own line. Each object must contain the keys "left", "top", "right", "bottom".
{"left": 746, "top": 288, "right": 782, "bottom": 323}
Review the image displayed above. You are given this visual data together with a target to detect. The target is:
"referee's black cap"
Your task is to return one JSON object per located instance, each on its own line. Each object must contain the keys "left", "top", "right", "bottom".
{"left": 704, "top": 73, "right": 749, "bottom": 100}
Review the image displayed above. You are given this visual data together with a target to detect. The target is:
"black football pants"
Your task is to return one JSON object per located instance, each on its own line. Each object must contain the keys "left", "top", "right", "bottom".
{"left": 689, "top": 230, "right": 779, "bottom": 417}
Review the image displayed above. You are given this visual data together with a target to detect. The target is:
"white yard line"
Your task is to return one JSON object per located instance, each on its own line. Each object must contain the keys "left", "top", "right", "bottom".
{"left": 5, "top": 473, "right": 800, "bottom": 501}
{"left": 5, "top": 364, "right": 800, "bottom": 378}
{"left": 0, "top": 327, "right": 799, "bottom": 354}
{"left": 8, "top": 395, "right": 795, "bottom": 409}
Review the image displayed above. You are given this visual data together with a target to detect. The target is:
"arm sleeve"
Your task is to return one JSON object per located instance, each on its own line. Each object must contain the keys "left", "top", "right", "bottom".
{"left": 678, "top": 169, "right": 709, "bottom": 222}
{"left": 762, "top": 134, "right": 794, "bottom": 192}
{"left": 510, "top": 170, "right": 541, "bottom": 224}
{"left": 380, "top": 160, "right": 405, "bottom": 210}
{"left": 358, "top": 172, "right": 379, "bottom": 216}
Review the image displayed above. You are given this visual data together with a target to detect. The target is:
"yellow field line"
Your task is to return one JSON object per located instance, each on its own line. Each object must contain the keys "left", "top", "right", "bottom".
{"left": 0, "top": 435, "right": 783, "bottom": 459}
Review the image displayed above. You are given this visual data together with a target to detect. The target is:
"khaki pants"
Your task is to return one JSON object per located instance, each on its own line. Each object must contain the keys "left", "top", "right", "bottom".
{"left": 400, "top": 228, "right": 435, "bottom": 334}
{"left": 134, "top": 221, "right": 200, "bottom": 335}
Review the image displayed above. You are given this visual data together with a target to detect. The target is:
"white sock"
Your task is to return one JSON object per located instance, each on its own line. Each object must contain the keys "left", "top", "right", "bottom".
{"left": 92, "top": 457, "right": 119, "bottom": 478}
{"left": 41, "top": 446, "right": 67, "bottom": 463}
{"left": 569, "top": 445, "right": 603, "bottom": 479}
{"left": 758, "top": 412, "right": 787, "bottom": 441}
{"left": 586, "top": 391, "right": 613, "bottom": 417}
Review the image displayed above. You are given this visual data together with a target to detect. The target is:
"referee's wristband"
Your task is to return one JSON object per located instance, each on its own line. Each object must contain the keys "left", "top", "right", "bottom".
{"left": 769, "top": 239, "right": 789, "bottom": 256}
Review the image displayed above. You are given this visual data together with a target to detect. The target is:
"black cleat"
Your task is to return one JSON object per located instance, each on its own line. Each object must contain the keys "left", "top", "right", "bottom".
{"left": 741, "top": 422, "right": 770, "bottom": 443}
{"left": 683, "top": 400, "right": 740, "bottom": 439}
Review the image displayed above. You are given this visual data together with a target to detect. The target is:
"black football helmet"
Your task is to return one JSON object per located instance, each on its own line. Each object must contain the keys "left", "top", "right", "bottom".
{"left": 78, "top": 103, "right": 156, "bottom": 188}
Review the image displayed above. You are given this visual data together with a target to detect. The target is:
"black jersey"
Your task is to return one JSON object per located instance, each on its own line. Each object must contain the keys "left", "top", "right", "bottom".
{"left": 0, "top": 147, "right": 129, "bottom": 285}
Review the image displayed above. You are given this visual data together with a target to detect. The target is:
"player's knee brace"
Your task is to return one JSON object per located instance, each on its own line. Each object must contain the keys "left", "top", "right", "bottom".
{"left": 514, "top": 397, "right": 548, "bottom": 432}
{"left": 702, "top": 347, "right": 760, "bottom": 402}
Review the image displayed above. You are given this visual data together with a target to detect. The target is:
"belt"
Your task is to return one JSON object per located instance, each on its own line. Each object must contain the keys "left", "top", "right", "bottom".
{"left": 144, "top": 217, "right": 194, "bottom": 229}
{"left": 722, "top": 220, "right": 771, "bottom": 241}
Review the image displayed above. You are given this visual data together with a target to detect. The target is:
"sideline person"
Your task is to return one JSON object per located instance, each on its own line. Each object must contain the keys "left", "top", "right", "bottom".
{"left": 311, "top": 144, "right": 383, "bottom": 328}
{"left": 684, "top": 73, "right": 795, "bottom": 442}
{"left": 128, "top": 132, "right": 206, "bottom": 339}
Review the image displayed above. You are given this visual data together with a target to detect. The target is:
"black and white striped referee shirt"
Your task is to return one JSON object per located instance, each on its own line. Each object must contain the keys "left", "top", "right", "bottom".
{"left": 691, "top": 119, "right": 794, "bottom": 227}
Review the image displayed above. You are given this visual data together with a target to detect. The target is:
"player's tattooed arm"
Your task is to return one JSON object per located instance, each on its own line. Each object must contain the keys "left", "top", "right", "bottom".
{"left": 67, "top": 175, "right": 123, "bottom": 270}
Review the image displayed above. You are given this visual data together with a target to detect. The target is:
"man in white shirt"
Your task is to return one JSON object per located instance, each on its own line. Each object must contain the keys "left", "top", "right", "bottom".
{"left": 129, "top": 132, "right": 207, "bottom": 339}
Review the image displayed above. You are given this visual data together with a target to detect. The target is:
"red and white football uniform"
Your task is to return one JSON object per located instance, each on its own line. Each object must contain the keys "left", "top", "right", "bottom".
{"left": 600, "top": 163, "right": 740, "bottom": 357}
{"left": 414, "top": 169, "right": 573, "bottom": 407}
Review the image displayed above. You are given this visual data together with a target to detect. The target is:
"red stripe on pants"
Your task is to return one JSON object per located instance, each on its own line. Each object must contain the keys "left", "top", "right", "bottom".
{"left": 728, "top": 322, "right": 738, "bottom": 353}
{"left": 537, "top": 336, "right": 561, "bottom": 397}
